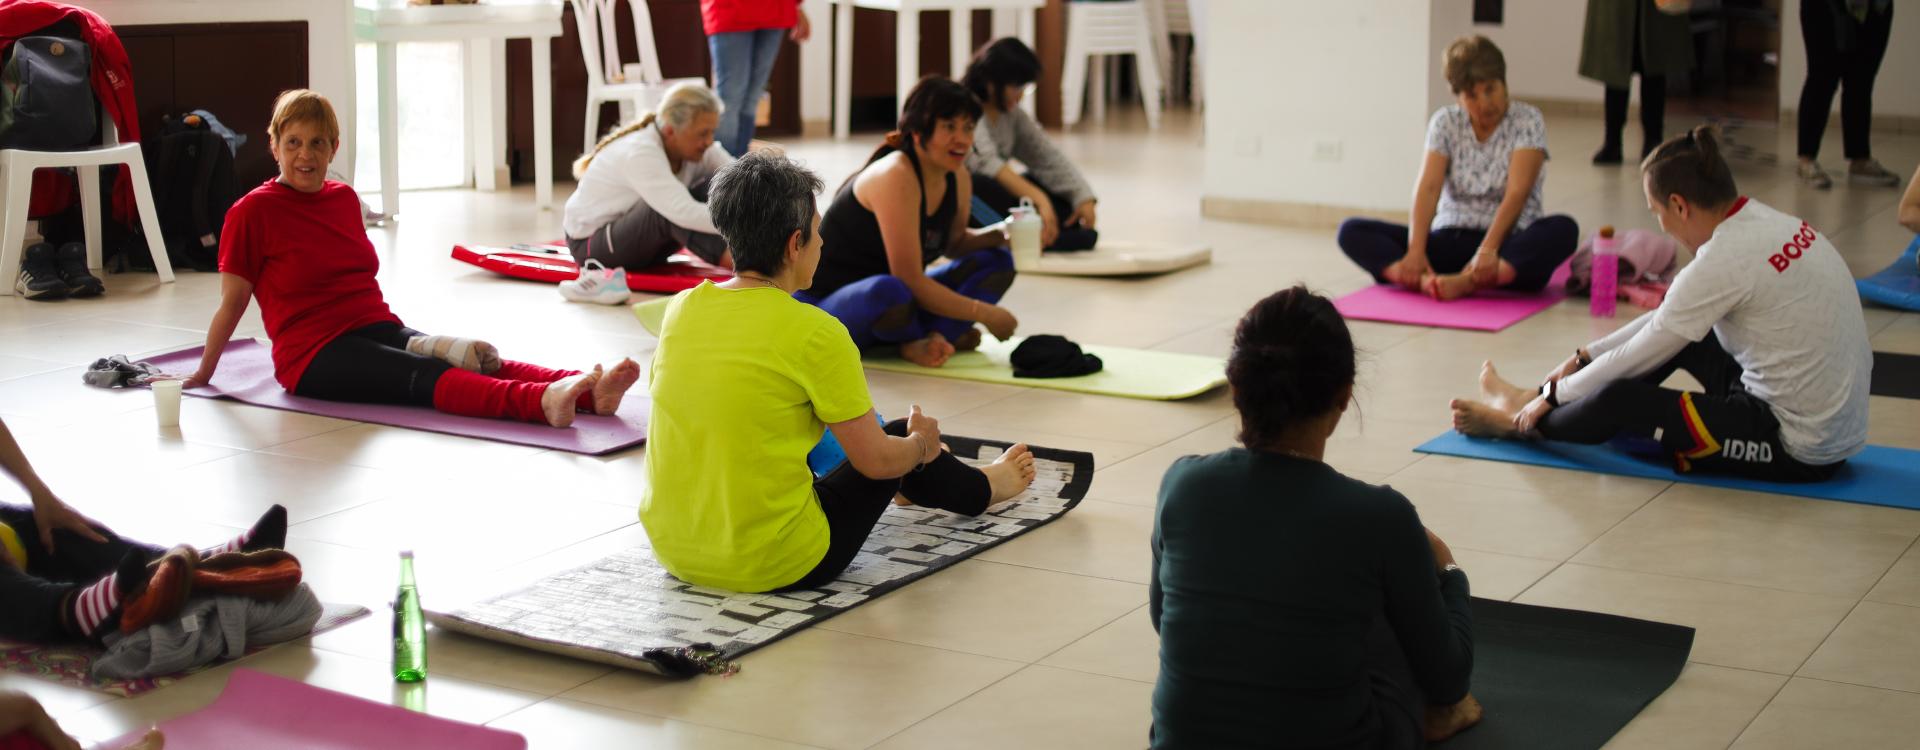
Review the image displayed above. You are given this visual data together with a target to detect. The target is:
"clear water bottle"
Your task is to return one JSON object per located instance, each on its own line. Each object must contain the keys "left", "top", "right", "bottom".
{"left": 1008, "top": 197, "right": 1043, "bottom": 271}
{"left": 392, "top": 550, "right": 427, "bottom": 682}
{"left": 1590, "top": 225, "right": 1618, "bottom": 318}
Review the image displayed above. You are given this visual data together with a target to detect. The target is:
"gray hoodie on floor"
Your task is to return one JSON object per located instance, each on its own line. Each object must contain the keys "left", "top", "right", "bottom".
{"left": 92, "top": 583, "right": 324, "bottom": 680}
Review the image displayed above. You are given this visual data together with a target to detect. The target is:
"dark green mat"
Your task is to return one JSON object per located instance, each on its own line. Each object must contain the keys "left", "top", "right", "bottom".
{"left": 1440, "top": 599, "right": 1694, "bottom": 749}
{"left": 1873, "top": 351, "right": 1920, "bottom": 399}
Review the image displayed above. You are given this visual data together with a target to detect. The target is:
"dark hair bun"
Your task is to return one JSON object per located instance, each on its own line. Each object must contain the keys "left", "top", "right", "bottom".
{"left": 1228, "top": 286, "right": 1357, "bottom": 449}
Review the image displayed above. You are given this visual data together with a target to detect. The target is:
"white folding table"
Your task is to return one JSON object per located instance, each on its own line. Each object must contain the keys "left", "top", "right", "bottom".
{"left": 353, "top": 0, "right": 564, "bottom": 216}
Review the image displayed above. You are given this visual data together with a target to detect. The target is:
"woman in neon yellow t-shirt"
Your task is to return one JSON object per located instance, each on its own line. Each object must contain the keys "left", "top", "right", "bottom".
{"left": 641, "top": 152, "right": 1038, "bottom": 593}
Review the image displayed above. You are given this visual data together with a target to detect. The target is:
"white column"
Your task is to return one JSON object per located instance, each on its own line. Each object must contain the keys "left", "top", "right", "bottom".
{"left": 532, "top": 34, "right": 555, "bottom": 210}
{"left": 950, "top": 8, "right": 972, "bottom": 76}
{"left": 896, "top": 8, "right": 920, "bottom": 116}
{"left": 834, "top": 0, "right": 855, "bottom": 139}
{"left": 376, "top": 40, "right": 400, "bottom": 218}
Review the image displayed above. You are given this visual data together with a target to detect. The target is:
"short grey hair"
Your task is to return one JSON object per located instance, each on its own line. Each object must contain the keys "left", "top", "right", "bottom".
{"left": 709, "top": 151, "right": 823, "bottom": 276}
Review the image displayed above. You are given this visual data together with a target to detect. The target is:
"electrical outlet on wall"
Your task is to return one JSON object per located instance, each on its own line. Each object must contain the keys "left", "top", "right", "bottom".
{"left": 1312, "top": 140, "right": 1344, "bottom": 162}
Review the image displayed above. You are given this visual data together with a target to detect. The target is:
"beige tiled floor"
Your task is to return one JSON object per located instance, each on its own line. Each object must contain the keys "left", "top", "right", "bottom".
{"left": 3, "top": 106, "right": 1917, "bottom": 748}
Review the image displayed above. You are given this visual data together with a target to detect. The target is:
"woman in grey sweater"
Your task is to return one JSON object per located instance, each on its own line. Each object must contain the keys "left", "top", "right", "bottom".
{"left": 961, "top": 38, "right": 1099, "bottom": 251}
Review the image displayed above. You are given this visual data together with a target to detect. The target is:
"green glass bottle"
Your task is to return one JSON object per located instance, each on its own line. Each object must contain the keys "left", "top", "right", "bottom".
{"left": 392, "top": 550, "right": 427, "bottom": 683}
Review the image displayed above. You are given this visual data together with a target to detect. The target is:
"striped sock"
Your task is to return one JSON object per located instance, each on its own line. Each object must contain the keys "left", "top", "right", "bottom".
{"left": 406, "top": 335, "right": 502, "bottom": 374}
{"left": 203, "top": 505, "right": 287, "bottom": 557}
{"left": 70, "top": 572, "right": 125, "bottom": 638}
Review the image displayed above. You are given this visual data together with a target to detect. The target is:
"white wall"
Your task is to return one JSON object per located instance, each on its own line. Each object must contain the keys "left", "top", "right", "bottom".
{"left": 1428, "top": 0, "right": 1920, "bottom": 119}
{"left": 1202, "top": 0, "right": 1434, "bottom": 213}
{"left": 1428, "top": 0, "right": 1591, "bottom": 113}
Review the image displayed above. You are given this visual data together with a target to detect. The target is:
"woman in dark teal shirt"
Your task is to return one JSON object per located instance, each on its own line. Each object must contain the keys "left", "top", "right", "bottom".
{"left": 1150, "top": 287, "right": 1481, "bottom": 748}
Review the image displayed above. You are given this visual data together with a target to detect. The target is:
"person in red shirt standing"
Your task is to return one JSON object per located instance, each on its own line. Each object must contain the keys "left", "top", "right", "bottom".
{"left": 705, "top": 0, "right": 810, "bottom": 156}
{"left": 182, "top": 90, "right": 638, "bottom": 427}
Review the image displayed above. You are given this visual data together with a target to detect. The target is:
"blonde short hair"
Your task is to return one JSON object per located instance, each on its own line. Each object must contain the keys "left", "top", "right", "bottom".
{"left": 268, "top": 89, "right": 341, "bottom": 144}
{"left": 1443, "top": 35, "right": 1506, "bottom": 94}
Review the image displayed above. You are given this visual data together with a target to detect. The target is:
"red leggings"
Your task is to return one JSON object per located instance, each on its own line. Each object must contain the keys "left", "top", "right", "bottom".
{"left": 295, "top": 322, "right": 589, "bottom": 423}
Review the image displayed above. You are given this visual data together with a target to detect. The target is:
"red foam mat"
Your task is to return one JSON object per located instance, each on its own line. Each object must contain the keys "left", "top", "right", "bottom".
{"left": 452, "top": 241, "right": 731, "bottom": 293}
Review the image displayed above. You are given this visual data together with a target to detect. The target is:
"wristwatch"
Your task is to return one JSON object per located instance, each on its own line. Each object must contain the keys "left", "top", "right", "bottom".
{"left": 1441, "top": 563, "right": 1462, "bottom": 575}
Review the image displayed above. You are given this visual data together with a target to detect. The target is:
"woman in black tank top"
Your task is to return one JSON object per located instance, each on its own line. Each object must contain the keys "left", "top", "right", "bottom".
{"left": 798, "top": 77, "right": 1021, "bottom": 368}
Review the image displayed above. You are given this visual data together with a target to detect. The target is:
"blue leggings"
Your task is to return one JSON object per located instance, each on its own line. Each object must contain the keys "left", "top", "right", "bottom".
{"left": 798, "top": 248, "right": 1016, "bottom": 350}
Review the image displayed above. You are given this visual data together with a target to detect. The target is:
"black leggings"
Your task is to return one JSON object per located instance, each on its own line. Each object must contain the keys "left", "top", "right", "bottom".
{"left": 778, "top": 420, "right": 991, "bottom": 591}
{"left": 0, "top": 504, "right": 162, "bottom": 643}
{"left": 1798, "top": 0, "right": 1894, "bottom": 161}
{"left": 295, "top": 322, "right": 449, "bottom": 407}
{"left": 1539, "top": 333, "right": 1842, "bottom": 482}
{"left": 969, "top": 171, "right": 1098, "bottom": 251}
{"left": 1336, "top": 216, "right": 1580, "bottom": 293}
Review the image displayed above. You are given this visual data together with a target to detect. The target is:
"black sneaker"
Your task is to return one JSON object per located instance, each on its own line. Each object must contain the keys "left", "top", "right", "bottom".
{"left": 54, "top": 242, "right": 105, "bottom": 297}
{"left": 14, "top": 243, "right": 67, "bottom": 300}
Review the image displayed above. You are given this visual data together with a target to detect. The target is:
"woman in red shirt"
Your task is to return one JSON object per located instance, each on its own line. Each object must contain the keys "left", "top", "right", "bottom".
{"left": 183, "top": 90, "right": 637, "bottom": 427}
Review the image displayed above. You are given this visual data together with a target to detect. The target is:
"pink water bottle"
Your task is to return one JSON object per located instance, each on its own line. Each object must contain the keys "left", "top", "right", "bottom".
{"left": 1590, "top": 225, "right": 1618, "bottom": 318}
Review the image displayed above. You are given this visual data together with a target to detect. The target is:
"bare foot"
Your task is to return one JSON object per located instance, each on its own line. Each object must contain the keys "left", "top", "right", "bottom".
{"left": 594, "top": 358, "right": 641, "bottom": 415}
{"left": 1424, "top": 694, "right": 1483, "bottom": 742}
{"left": 900, "top": 333, "right": 955, "bottom": 368}
{"left": 122, "top": 728, "right": 167, "bottom": 750}
{"left": 983, "top": 444, "right": 1038, "bottom": 504}
{"left": 1477, "top": 361, "right": 1535, "bottom": 413}
{"left": 1450, "top": 398, "right": 1519, "bottom": 439}
{"left": 541, "top": 371, "right": 600, "bottom": 428}
{"left": 951, "top": 327, "right": 983, "bottom": 352}
{"left": 1426, "top": 272, "right": 1479, "bottom": 301}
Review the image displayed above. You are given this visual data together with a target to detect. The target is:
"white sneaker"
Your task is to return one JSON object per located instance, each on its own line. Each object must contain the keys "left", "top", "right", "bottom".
{"left": 559, "top": 259, "right": 630, "bottom": 305}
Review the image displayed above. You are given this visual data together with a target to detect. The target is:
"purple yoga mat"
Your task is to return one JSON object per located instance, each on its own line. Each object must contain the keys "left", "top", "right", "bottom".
{"left": 102, "top": 668, "right": 527, "bottom": 749}
{"left": 1333, "top": 264, "right": 1574, "bottom": 332}
{"left": 143, "top": 340, "right": 648, "bottom": 455}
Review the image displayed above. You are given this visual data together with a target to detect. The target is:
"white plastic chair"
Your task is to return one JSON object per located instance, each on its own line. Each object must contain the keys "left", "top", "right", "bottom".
{"left": 569, "top": 0, "right": 704, "bottom": 149}
{"left": 1062, "top": 0, "right": 1164, "bottom": 130}
{"left": 1, "top": 116, "right": 171, "bottom": 296}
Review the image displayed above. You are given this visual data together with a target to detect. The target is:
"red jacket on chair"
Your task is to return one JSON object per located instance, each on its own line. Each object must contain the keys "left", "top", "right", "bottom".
{"left": 701, "top": 0, "right": 802, "bottom": 36}
{"left": 0, "top": 0, "right": 142, "bottom": 221}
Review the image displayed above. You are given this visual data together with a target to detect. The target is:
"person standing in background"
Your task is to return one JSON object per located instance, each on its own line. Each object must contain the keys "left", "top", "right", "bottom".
{"left": 703, "top": 0, "right": 811, "bottom": 156}
{"left": 1795, "top": 0, "right": 1901, "bottom": 189}
{"left": 1580, "top": 0, "right": 1693, "bottom": 165}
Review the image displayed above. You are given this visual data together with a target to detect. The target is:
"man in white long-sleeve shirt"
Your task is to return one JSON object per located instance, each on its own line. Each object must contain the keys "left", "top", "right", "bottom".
{"left": 1453, "top": 126, "right": 1872, "bottom": 482}
{"left": 563, "top": 82, "right": 733, "bottom": 272}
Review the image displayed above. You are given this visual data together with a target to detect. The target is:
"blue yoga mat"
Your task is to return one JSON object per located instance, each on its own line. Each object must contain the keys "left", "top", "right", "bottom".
{"left": 1415, "top": 432, "right": 1920, "bottom": 511}
{"left": 1857, "top": 237, "right": 1920, "bottom": 311}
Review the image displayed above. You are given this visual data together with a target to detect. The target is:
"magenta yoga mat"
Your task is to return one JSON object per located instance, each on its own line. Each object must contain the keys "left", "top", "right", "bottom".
{"left": 142, "top": 340, "right": 648, "bottom": 455}
{"left": 1333, "top": 265, "right": 1574, "bottom": 332}
{"left": 102, "top": 668, "right": 527, "bottom": 749}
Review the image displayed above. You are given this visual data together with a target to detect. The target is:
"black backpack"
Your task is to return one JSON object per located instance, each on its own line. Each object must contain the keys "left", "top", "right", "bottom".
{"left": 0, "top": 33, "right": 97, "bottom": 150}
{"left": 141, "top": 112, "right": 239, "bottom": 272}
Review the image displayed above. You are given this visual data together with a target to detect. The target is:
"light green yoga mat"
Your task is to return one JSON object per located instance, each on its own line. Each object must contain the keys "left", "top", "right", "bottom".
{"left": 633, "top": 297, "right": 1226, "bottom": 401}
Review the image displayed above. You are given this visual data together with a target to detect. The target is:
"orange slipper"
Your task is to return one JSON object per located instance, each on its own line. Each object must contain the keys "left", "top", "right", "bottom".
{"left": 194, "top": 549, "right": 303, "bottom": 599}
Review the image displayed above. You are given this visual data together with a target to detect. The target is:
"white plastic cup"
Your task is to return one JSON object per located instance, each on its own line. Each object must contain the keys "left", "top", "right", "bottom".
{"left": 152, "top": 379, "right": 183, "bottom": 427}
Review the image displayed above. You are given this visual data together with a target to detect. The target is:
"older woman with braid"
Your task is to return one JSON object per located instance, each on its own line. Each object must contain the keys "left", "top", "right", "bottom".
{"left": 564, "top": 81, "right": 734, "bottom": 275}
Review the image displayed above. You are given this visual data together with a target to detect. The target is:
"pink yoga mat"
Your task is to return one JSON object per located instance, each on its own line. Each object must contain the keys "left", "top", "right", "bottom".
{"left": 143, "top": 340, "right": 648, "bottom": 455}
{"left": 1333, "top": 264, "right": 1573, "bottom": 332}
{"left": 101, "top": 668, "right": 526, "bottom": 750}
